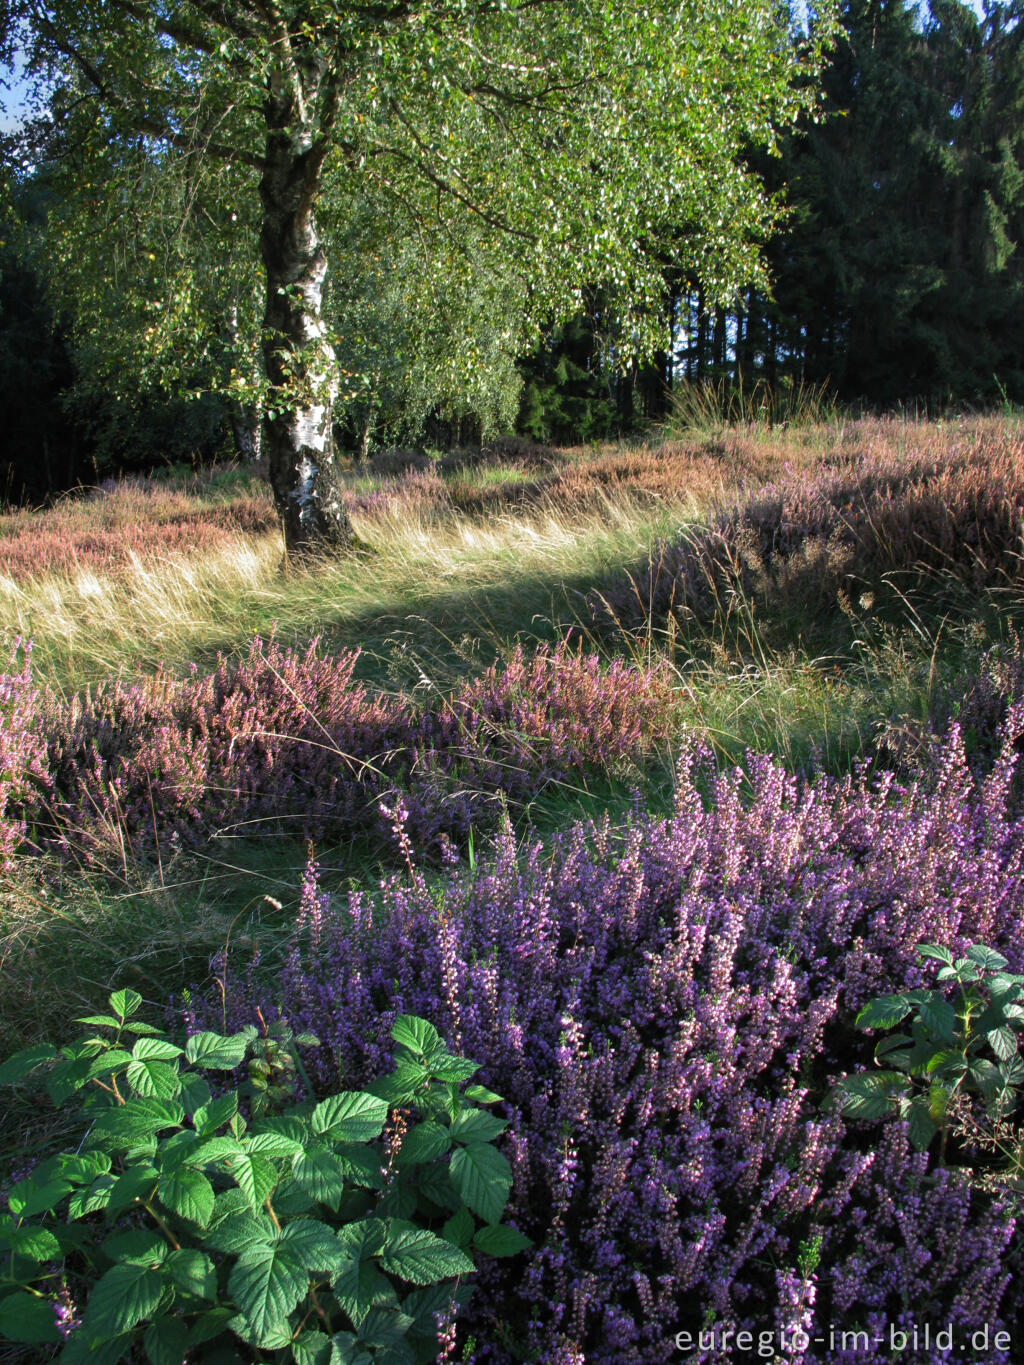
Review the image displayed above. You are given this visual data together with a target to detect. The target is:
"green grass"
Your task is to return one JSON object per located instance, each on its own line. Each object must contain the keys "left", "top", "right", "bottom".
{"left": 2, "top": 417, "right": 1022, "bottom": 1075}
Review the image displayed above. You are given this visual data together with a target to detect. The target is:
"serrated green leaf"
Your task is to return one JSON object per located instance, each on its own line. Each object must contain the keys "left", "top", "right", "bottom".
{"left": 855, "top": 994, "right": 913, "bottom": 1031}
{"left": 379, "top": 1225, "right": 474, "bottom": 1284}
{"left": 227, "top": 1151, "right": 279, "bottom": 1212}
{"left": 83, "top": 1262, "right": 165, "bottom": 1335}
{"left": 158, "top": 1168, "right": 215, "bottom": 1227}
{"left": 166, "top": 1248, "right": 217, "bottom": 1300}
{"left": 7, "top": 1177, "right": 73, "bottom": 1218}
{"left": 292, "top": 1144, "right": 347, "bottom": 1210}
{"left": 472, "top": 1223, "right": 532, "bottom": 1257}
{"left": 75, "top": 1015, "right": 122, "bottom": 1029}
{"left": 907, "top": 1096, "right": 939, "bottom": 1151}
{"left": 293, "top": 1328, "right": 333, "bottom": 1365}
{"left": 109, "top": 989, "right": 143, "bottom": 1021}
{"left": 833, "top": 1071, "right": 906, "bottom": 1120}
{"left": 0, "top": 1290, "right": 62, "bottom": 1343}
{"left": 101, "top": 1230, "right": 167, "bottom": 1266}
{"left": 365, "top": 1064, "right": 427, "bottom": 1105}
{"left": 67, "top": 1174, "right": 116, "bottom": 1220}
{"left": 441, "top": 1205, "right": 474, "bottom": 1249}
{"left": 58, "top": 1151, "right": 112, "bottom": 1184}
{"left": 988, "top": 1026, "right": 1019, "bottom": 1061}
{"left": 188, "top": 1305, "right": 236, "bottom": 1345}
{"left": 279, "top": 1219, "right": 347, "bottom": 1273}
{"left": 228, "top": 1241, "right": 311, "bottom": 1340}
{"left": 403, "top": 1282, "right": 473, "bottom": 1339}
{"left": 390, "top": 1016, "right": 444, "bottom": 1060}
{"left": 184, "top": 1032, "right": 250, "bottom": 1069}
{"left": 394, "top": 1120, "right": 451, "bottom": 1167}
{"left": 194, "top": 1091, "right": 238, "bottom": 1134}
{"left": 464, "top": 1084, "right": 502, "bottom": 1105}
{"left": 965, "top": 945, "right": 1009, "bottom": 971}
{"left": 126, "top": 1058, "right": 182, "bottom": 1099}
{"left": 59, "top": 1329, "right": 133, "bottom": 1364}
{"left": 449, "top": 1110, "right": 507, "bottom": 1143}
{"left": 144, "top": 1315, "right": 191, "bottom": 1365}
{"left": 336, "top": 1143, "right": 384, "bottom": 1189}
{"left": 331, "top": 1256, "right": 399, "bottom": 1326}
{"left": 131, "top": 1038, "right": 183, "bottom": 1061}
{"left": 330, "top": 1332, "right": 374, "bottom": 1365}
{"left": 0, "top": 1043, "right": 58, "bottom": 1084}
{"left": 6, "top": 1224, "right": 62, "bottom": 1262}
{"left": 205, "top": 1209, "right": 275, "bottom": 1256}
{"left": 312, "top": 1091, "right": 388, "bottom": 1143}
{"left": 917, "top": 943, "right": 954, "bottom": 967}
{"left": 428, "top": 1055, "right": 479, "bottom": 1083}
{"left": 244, "top": 1131, "right": 303, "bottom": 1157}
{"left": 919, "top": 994, "right": 957, "bottom": 1043}
{"left": 90, "top": 1097, "right": 184, "bottom": 1147}
{"left": 448, "top": 1142, "right": 512, "bottom": 1225}
{"left": 105, "top": 1162, "right": 159, "bottom": 1217}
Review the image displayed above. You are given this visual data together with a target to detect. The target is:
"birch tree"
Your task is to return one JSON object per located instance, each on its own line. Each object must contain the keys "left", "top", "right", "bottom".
{"left": 3, "top": 0, "right": 835, "bottom": 557}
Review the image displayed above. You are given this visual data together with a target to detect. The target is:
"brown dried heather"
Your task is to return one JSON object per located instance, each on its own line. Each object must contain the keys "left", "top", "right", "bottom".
{"left": 589, "top": 417, "right": 1024, "bottom": 636}
{"left": 0, "top": 481, "right": 278, "bottom": 579}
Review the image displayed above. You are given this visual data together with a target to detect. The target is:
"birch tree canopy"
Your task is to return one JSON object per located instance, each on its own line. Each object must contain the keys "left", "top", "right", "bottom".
{"left": 3, "top": 0, "right": 835, "bottom": 556}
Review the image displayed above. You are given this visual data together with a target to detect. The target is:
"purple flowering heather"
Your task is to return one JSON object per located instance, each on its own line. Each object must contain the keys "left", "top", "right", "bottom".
{"left": 0, "top": 638, "right": 51, "bottom": 869}
{"left": 198, "top": 709, "right": 1024, "bottom": 1362}
{"left": 3, "top": 636, "right": 674, "bottom": 865}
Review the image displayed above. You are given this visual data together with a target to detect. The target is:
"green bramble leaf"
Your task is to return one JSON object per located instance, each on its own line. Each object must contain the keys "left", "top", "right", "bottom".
{"left": 0, "top": 1043, "right": 58, "bottom": 1084}
{"left": 165, "top": 1248, "right": 217, "bottom": 1301}
{"left": 428, "top": 1054, "right": 479, "bottom": 1083}
{"left": 105, "top": 1162, "right": 159, "bottom": 1217}
{"left": 965, "top": 945, "right": 1009, "bottom": 972}
{"left": 464, "top": 1084, "right": 501, "bottom": 1104}
{"left": 194, "top": 1092, "right": 238, "bottom": 1134}
{"left": 448, "top": 1142, "right": 512, "bottom": 1225}
{"left": 917, "top": 944, "right": 954, "bottom": 967}
{"left": 89, "top": 1097, "right": 184, "bottom": 1146}
{"left": 919, "top": 994, "right": 957, "bottom": 1044}
{"left": 7, "top": 1176, "right": 74, "bottom": 1218}
{"left": 833, "top": 1071, "right": 906, "bottom": 1120}
{"left": 450, "top": 1110, "right": 507, "bottom": 1143}
{"left": 143, "top": 1315, "right": 191, "bottom": 1365}
{"left": 4, "top": 1223, "right": 63, "bottom": 1263}
{"left": 109, "top": 989, "right": 143, "bottom": 1021}
{"left": 126, "top": 1058, "right": 182, "bottom": 1099}
{"left": 907, "top": 1095, "right": 939, "bottom": 1150}
{"left": 228, "top": 1239, "right": 314, "bottom": 1340}
{"left": 988, "top": 1026, "right": 1019, "bottom": 1061}
{"left": 855, "top": 994, "right": 913, "bottom": 1030}
{"left": 378, "top": 1223, "right": 474, "bottom": 1284}
{"left": 82, "top": 1261, "right": 165, "bottom": 1335}
{"left": 472, "top": 1223, "right": 532, "bottom": 1257}
{"left": 394, "top": 1120, "right": 451, "bottom": 1167}
{"left": 292, "top": 1143, "right": 347, "bottom": 1210}
{"left": 0, "top": 1290, "right": 62, "bottom": 1344}
{"left": 101, "top": 1229, "right": 167, "bottom": 1266}
{"left": 441, "top": 1205, "right": 474, "bottom": 1249}
{"left": 391, "top": 1016, "right": 444, "bottom": 1060}
{"left": 292, "top": 1330, "right": 333, "bottom": 1365}
{"left": 312, "top": 1091, "right": 388, "bottom": 1143}
{"left": 184, "top": 1031, "right": 250, "bottom": 1069}
{"left": 157, "top": 1167, "right": 215, "bottom": 1227}
{"left": 228, "top": 1152, "right": 280, "bottom": 1213}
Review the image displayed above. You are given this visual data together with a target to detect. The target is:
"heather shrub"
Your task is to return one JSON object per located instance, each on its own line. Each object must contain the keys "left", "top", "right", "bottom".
{"left": 588, "top": 428, "right": 1024, "bottom": 639}
{"left": 4, "top": 638, "right": 675, "bottom": 865}
{"left": 0, "top": 638, "right": 51, "bottom": 869}
{"left": 200, "top": 714, "right": 1024, "bottom": 1362}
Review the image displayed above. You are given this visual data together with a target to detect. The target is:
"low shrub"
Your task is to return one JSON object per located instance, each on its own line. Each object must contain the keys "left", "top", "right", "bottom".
{"left": 1, "top": 638, "right": 676, "bottom": 867}
{"left": 198, "top": 712, "right": 1024, "bottom": 1362}
{"left": 0, "top": 990, "right": 525, "bottom": 1362}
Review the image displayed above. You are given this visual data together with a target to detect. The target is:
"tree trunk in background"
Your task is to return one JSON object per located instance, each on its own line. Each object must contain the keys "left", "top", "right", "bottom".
{"left": 259, "top": 119, "right": 353, "bottom": 559}
{"left": 229, "top": 404, "right": 262, "bottom": 463}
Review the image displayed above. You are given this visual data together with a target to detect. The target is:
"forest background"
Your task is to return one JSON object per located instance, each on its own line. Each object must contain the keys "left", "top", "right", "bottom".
{"left": 1, "top": 0, "right": 1022, "bottom": 503}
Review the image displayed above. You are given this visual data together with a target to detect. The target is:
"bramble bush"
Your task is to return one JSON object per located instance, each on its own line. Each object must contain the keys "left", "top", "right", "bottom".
{"left": 189, "top": 708, "right": 1024, "bottom": 1363}
{"left": 0, "top": 989, "right": 527, "bottom": 1363}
